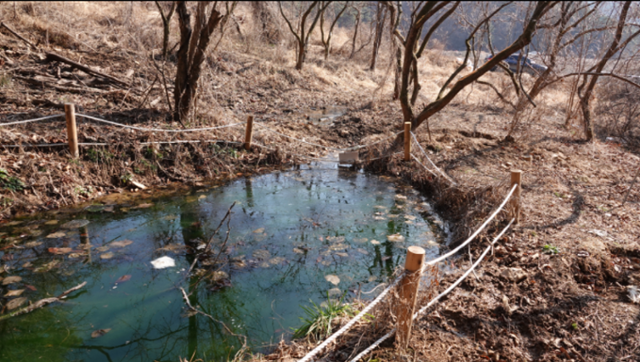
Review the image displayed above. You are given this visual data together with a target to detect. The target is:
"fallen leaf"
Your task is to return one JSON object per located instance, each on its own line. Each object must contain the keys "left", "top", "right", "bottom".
{"left": 25, "top": 285, "right": 37, "bottom": 291}
{"left": 325, "top": 274, "right": 340, "bottom": 285}
{"left": 371, "top": 240, "right": 381, "bottom": 245}
{"left": 24, "top": 241, "right": 43, "bottom": 248}
{"left": 6, "top": 297, "right": 27, "bottom": 310}
{"left": 48, "top": 247, "right": 73, "bottom": 254}
{"left": 45, "top": 220, "right": 59, "bottom": 225}
{"left": 134, "top": 203, "right": 153, "bottom": 209}
{"left": 100, "top": 252, "right": 114, "bottom": 260}
{"left": 387, "top": 234, "right": 405, "bottom": 242}
{"left": 253, "top": 228, "right": 265, "bottom": 234}
{"left": 5, "top": 289, "right": 25, "bottom": 297}
{"left": 91, "top": 329, "right": 111, "bottom": 338}
{"left": 114, "top": 275, "right": 131, "bottom": 284}
{"left": 2, "top": 276, "right": 22, "bottom": 285}
{"left": 46, "top": 232, "right": 66, "bottom": 239}
{"left": 110, "top": 240, "right": 133, "bottom": 248}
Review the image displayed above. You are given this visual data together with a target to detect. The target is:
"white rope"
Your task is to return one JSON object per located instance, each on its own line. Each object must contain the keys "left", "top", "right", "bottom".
{"left": 422, "top": 183, "right": 517, "bottom": 271}
{"left": 348, "top": 219, "right": 514, "bottom": 362}
{"left": 0, "top": 114, "right": 63, "bottom": 127}
{"left": 0, "top": 140, "right": 243, "bottom": 149}
{"left": 411, "top": 153, "right": 438, "bottom": 177}
{"left": 410, "top": 132, "right": 456, "bottom": 185}
{"left": 77, "top": 113, "right": 245, "bottom": 132}
{"left": 255, "top": 122, "right": 401, "bottom": 152}
{"left": 297, "top": 275, "right": 404, "bottom": 362}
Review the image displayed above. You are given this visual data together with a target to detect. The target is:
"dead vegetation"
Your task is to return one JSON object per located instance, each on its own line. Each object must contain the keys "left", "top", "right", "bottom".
{"left": 1, "top": 2, "right": 640, "bottom": 362}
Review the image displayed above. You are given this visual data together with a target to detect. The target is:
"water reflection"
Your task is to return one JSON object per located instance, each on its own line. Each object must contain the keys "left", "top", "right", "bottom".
{"left": 0, "top": 168, "right": 444, "bottom": 361}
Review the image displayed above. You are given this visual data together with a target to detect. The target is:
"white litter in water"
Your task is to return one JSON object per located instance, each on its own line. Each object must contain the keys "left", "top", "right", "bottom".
{"left": 151, "top": 256, "right": 176, "bottom": 269}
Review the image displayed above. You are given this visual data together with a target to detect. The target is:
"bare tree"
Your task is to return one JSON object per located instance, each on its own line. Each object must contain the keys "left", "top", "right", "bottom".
{"left": 370, "top": 2, "right": 388, "bottom": 71}
{"left": 349, "top": 3, "right": 362, "bottom": 59}
{"left": 279, "top": 1, "right": 331, "bottom": 70}
{"left": 391, "top": 1, "right": 556, "bottom": 146}
{"left": 576, "top": 1, "right": 640, "bottom": 141}
{"left": 320, "top": 1, "right": 349, "bottom": 60}
{"left": 155, "top": 1, "right": 177, "bottom": 59}
{"left": 174, "top": 1, "right": 234, "bottom": 123}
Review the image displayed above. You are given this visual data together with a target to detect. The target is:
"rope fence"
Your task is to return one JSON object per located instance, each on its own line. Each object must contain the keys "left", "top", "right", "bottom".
{"left": 0, "top": 107, "right": 523, "bottom": 362}
{"left": 297, "top": 174, "right": 521, "bottom": 362}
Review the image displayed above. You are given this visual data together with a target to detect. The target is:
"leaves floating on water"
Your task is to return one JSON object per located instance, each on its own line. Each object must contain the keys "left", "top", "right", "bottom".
{"left": 253, "top": 228, "right": 265, "bottom": 234}
{"left": 269, "top": 256, "right": 285, "bottom": 265}
{"left": 326, "top": 236, "right": 345, "bottom": 243}
{"left": 48, "top": 247, "right": 73, "bottom": 255}
{"left": 395, "top": 195, "right": 407, "bottom": 201}
{"left": 334, "top": 252, "right": 349, "bottom": 258}
{"left": 34, "top": 259, "right": 60, "bottom": 273}
{"left": 111, "top": 240, "right": 133, "bottom": 248}
{"left": 91, "top": 329, "right": 111, "bottom": 338}
{"left": 100, "top": 252, "right": 114, "bottom": 260}
{"left": 404, "top": 215, "right": 417, "bottom": 221}
{"left": 6, "top": 297, "right": 27, "bottom": 310}
{"left": 210, "top": 271, "right": 229, "bottom": 282}
{"left": 329, "top": 243, "right": 348, "bottom": 251}
{"left": 325, "top": 274, "right": 340, "bottom": 285}
{"left": 328, "top": 288, "right": 341, "bottom": 297}
{"left": 353, "top": 238, "right": 368, "bottom": 243}
{"left": 96, "top": 246, "right": 110, "bottom": 252}
{"left": 68, "top": 253, "right": 82, "bottom": 259}
{"left": 370, "top": 240, "right": 381, "bottom": 245}
{"left": 46, "top": 232, "right": 66, "bottom": 239}
{"left": 293, "top": 247, "right": 305, "bottom": 254}
{"left": 252, "top": 249, "right": 271, "bottom": 260}
{"left": 114, "top": 275, "right": 131, "bottom": 284}
{"left": 2, "top": 276, "right": 22, "bottom": 285}
{"left": 61, "top": 220, "right": 90, "bottom": 229}
{"left": 387, "top": 234, "right": 405, "bottom": 243}
{"left": 368, "top": 276, "right": 378, "bottom": 282}
{"left": 373, "top": 216, "right": 386, "bottom": 221}
{"left": 357, "top": 248, "right": 369, "bottom": 255}
{"left": 157, "top": 244, "right": 185, "bottom": 252}
{"left": 5, "top": 289, "right": 25, "bottom": 297}
{"left": 25, "top": 285, "right": 36, "bottom": 291}
{"left": 24, "top": 241, "right": 43, "bottom": 248}
{"left": 374, "top": 205, "right": 387, "bottom": 209}
{"left": 134, "top": 203, "right": 154, "bottom": 209}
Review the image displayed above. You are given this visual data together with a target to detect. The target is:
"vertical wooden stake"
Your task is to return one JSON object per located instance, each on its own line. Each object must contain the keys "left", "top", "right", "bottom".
{"left": 511, "top": 170, "right": 522, "bottom": 224}
{"left": 244, "top": 115, "right": 254, "bottom": 151}
{"left": 396, "top": 245, "right": 425, "bottom": 349}
{"left": 404, "top": 122, "right": 411, "bottom": 161}
{"left": 64, "top": 103, "right": 79, "bottom": 158}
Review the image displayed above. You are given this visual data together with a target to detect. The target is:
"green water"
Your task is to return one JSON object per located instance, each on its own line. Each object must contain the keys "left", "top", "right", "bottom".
{"left": 0, "top": 167, "right": 444, "bottom": 362}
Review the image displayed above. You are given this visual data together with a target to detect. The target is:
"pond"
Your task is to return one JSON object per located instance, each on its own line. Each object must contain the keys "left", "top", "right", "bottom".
{"left": 0, "top": 165, "right": 445, "bottom": 362}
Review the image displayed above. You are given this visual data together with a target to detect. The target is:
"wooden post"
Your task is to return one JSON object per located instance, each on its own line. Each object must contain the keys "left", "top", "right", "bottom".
{"left": 404, "top": 122, "right": 411, "bottom": 161}
{"left": 511, "top": 170, "right": 522, "bottom": 224}
{"left": 64, "top": 103, "right": 79, "bottom": 158}
{"left": 396, "top": 245, "right": 425, "bottom": 349}
{"left": 244, "top": 115, "right": 254, "bottom": 151}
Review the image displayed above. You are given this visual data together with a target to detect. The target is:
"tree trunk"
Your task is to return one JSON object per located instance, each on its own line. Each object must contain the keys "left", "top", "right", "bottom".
{"left": 296, "top": 40, "right": 305, "bottom": 70}
{"left": 349, "top": 7, "right": 360, "bottom": 59}
{"left": 174, "top": 1, "right": 224, "bottom": 124}
{"left": 370, "top": 4, "right": 386, "bottom": 71}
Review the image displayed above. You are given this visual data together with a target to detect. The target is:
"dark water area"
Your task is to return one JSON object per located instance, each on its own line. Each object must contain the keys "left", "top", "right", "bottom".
{"left": 0, "top": 166, "right": 445, "bottom": 362}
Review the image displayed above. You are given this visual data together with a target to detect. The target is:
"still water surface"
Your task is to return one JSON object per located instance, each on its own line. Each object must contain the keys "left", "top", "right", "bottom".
{"left": 0, "top": 167, "right": 444, "bottom": 361}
